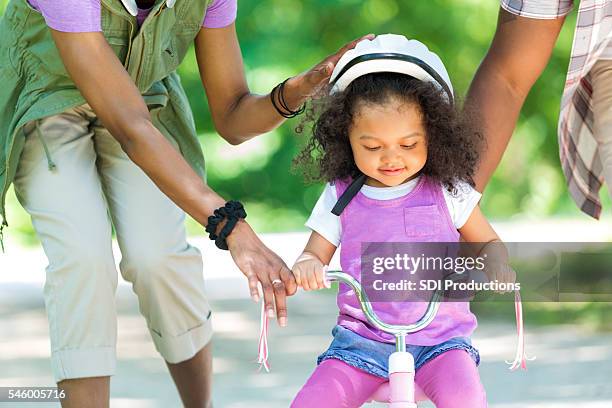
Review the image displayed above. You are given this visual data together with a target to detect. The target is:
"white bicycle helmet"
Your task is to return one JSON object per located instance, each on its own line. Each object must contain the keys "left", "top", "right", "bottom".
{"left": 329, "top": 34, "right": 453, "bottom": 101}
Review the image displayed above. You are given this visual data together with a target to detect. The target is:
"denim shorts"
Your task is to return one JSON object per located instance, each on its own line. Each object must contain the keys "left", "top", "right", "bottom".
{"left": 317, "top": 325, "right": 480, "bottom": 379}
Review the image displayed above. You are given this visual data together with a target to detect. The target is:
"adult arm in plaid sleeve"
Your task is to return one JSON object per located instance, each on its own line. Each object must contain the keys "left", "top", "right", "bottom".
{"left": 466, "top": 9, "right": 566, "bottom": 191}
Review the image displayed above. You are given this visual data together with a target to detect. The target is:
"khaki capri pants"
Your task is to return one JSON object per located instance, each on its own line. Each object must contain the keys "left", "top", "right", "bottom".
{"left": 13, "top": 104, "right": 213, "bottom": 382}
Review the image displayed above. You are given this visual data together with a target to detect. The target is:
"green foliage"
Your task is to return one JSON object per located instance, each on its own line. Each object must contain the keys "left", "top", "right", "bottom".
{"left": 184, "top": 0, "right": 601, "bottom": 226}
{"left": 472, "top": 301, "right": 612, "bottom": 332}
{"left": 2, "top": 1, "right": 611, "bottom": 330}
{"left": 1, "top": 0, "right": 608, "bottom": 246}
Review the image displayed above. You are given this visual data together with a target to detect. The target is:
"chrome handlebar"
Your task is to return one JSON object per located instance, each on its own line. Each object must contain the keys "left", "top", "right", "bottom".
{"left": 325, "top": 270, "right": 442, "bottom": 337}
{"left": 325, "top": 270, "right": 481, "bottom": 352}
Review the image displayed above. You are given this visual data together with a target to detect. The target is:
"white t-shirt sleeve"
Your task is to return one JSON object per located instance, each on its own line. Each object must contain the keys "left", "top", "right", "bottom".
{"left": 442, "top": 182, "right": 482, "bottom": 229}
{"left": 305, "top": 183, "right": 341, "bottom": 247}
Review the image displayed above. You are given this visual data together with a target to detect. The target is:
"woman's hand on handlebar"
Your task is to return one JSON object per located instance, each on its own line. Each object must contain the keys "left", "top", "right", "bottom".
{"left": 226, "top": 220, "right": 297, "bottom": 327}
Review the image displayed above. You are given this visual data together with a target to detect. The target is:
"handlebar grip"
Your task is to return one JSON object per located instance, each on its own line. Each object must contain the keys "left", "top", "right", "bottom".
{"left": 322, "top": 265, "right": 332, "bottom": 288}
{"left": 448, "top": 269, "right": 490, "bottom": 283}
{"left": 468, "top": 269, "right": 490, "bottom": 283}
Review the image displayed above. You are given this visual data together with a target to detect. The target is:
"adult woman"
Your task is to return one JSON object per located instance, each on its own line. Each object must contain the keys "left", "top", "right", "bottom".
{"left": 0, "top": 0, "right": 367, "bottom": 406}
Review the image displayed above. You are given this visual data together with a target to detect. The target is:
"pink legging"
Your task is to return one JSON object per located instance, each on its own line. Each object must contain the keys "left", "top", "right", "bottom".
{"left": 291, "top": 349, "right": 487, "bottom": 408}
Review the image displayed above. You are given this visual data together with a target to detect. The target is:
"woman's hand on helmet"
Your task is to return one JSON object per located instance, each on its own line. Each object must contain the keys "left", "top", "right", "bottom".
{"left": 283, "top": 34, "right": 376, "bottom": 105}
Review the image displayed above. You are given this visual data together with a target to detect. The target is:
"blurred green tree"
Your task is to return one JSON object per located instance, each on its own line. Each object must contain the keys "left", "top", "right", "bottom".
{"left": 2, "top": 0, "right": 605, "bottom": 244}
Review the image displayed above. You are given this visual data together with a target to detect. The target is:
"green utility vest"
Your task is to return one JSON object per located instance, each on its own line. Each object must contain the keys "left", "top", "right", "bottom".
{"left": 0, "top": 0, "right": 210, "bottom": 247}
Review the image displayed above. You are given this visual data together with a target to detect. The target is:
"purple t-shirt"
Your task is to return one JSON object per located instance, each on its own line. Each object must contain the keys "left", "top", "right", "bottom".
{"left": 27, "top": 0, "right": 237, "bottom": 32}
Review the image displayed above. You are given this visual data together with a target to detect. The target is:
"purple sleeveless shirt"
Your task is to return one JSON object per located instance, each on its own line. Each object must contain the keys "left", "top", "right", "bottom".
{"left": 335, "top": 176, "right": 477, "bottom": 346}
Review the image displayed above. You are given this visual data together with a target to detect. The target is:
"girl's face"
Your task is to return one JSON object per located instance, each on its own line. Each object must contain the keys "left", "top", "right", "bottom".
{"left": 348, "top": 98, "right": 427, "bottom": 187}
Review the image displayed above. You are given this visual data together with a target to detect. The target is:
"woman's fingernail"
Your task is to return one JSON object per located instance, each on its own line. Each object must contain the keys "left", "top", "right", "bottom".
{"left": 279, "top": 317, "right": 287, "bottom": 327}
{"left": 253, "top": 295, "right": 260, "bottom": 303}
{"left": 267, "top": 309, "right": 275, "bottom": 318}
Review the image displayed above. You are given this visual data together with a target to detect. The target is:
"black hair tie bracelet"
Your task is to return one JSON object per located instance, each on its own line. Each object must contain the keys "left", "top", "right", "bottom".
{"left": 205, "top": 200, "right": 247, "bottom": 250}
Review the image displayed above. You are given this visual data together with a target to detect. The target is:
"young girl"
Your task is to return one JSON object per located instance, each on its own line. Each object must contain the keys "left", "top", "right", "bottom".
{"left": 289, "top": 35, "right": 517, "bottom": 407}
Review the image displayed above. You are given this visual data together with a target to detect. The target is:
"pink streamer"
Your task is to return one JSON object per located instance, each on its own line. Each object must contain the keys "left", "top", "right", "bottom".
{"left": 505, "top": 290, "right": 536, "bottom": 370}
{"left": 255, "top": 288, "right": 534, "bottom": 373}
{"left": 257, "top": 301, "right": 271, "bottom": 372}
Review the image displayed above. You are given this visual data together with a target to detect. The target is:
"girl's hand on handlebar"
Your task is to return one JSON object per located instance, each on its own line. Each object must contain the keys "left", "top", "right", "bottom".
{"left": 484, "top": 261, "right": 517, "bottom": 294}
{"left": 292, "top": 252, "right": 327, "bottom": 291}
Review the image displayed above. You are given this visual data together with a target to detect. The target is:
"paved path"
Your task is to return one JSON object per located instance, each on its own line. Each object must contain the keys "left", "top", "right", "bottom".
{"left": 1, "top": 224, "right": 612, "bottom": 407}
{"left": 2, "top": 286, "right": 612, "bottom": 407}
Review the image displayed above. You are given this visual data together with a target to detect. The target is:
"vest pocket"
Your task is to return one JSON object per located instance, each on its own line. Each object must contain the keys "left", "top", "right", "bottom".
{"left": 160, "top": 30, "right": 197, "bottom": 73}
{"left": 163, "top": 26, "right": 200, "bottom": 70}
{"left": 143, "top": 80, "right": 170, "bottom": 109}
{"left": 403, "top": 205, "right": 442, "bottom": 238}
{"left": 104, "top": 36, "right": 130, "bottom": 66}
{"left": 160, "top": 37, "right": 179, "bottom": 72}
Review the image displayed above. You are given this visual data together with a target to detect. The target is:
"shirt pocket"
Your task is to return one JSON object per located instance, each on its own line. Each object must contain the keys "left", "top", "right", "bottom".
{"left": 403, "top": 205, "right": 443, "bottom": 238}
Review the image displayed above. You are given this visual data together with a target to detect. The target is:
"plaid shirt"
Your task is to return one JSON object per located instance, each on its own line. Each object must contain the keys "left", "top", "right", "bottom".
{"left": 501, "top": 0, "right": 612, "bottom": 219}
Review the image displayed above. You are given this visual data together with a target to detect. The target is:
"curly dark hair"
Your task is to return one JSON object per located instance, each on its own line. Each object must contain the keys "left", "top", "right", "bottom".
{"left": 293, "top": 72, "right": 482, "bottom": 194}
